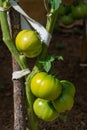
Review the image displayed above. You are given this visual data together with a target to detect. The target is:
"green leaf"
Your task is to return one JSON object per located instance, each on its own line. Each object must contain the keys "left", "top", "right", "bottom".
{"left": 38, "top": 54, "right": 63, "bottom": 72}
{"left": 38, "top": 55, "right": 54, "bottom": 72}
{"left": 39, "top": 55, "right": 55, "bottom": 64}
{"left": 56, "top": 56, "right": 63, "bottom": 61}
{"left": 48, "top": 0, "right": 61, "bottom": 11}
{"left": 46, "top": 55, "right": 55, "bottom": 62}
{"left": 43, "top": 61, "right": 52, "bottom": 72}
{"left": 38, "top": 55, "right": 63, "bottom": 72}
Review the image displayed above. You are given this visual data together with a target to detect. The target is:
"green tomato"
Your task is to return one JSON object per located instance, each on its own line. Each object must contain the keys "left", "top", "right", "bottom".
{"left": 72, "top": 2, "right": 87, "bottom": 19}
{"left": 30, "top": 72, "right": 62, "bottom": 100}
{"left": 52, "top": 94, "right": 74, "bottom": 113}
{"left": 60, "top": 80, "right": 76, "bottom": 97}
{"left": 58, "top": 3, "right": 71, "bottom": 16}
{"left": 33, "top": 98, "right": 59, "bottom": 121}
{"left": 61, "top": 13, "right": 74, "bottom": 25}
{"left": 15, "top": 29, "right": 42, "bottom": 58}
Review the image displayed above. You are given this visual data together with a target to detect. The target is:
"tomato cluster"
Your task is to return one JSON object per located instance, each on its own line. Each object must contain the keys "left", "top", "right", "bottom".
{"left": 30, "top": 72, "right": 76, "bottom": 121}
{"left": 58, "top": 2, "right": 87, "bottom": 26}
{"left": 15, "top": 29, "right": 42, "bottom": 58}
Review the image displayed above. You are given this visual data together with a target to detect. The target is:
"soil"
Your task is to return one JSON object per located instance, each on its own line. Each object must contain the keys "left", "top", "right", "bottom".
{"left": 0, "top": 25, "right": 87, "bottom": 130}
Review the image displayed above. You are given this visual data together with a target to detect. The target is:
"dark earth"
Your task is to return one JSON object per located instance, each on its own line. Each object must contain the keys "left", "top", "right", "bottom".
{"left": 0, "top": 23, "right": 87, "bottom": 130}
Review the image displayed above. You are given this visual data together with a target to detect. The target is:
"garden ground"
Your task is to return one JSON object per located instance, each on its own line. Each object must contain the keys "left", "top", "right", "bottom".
{"left": 0, "top": 25, "right": 87, "bottom": 130}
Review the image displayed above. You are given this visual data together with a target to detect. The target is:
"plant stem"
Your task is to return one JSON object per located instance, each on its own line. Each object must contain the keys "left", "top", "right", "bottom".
{"left": 46, "top": 10, "right": 59, "bottom": 34}
{"left": 37, "top": 10, "right": 59, "bottom": 59}
{"left": 0, "top": 4, "right": 26, "bottom": 69}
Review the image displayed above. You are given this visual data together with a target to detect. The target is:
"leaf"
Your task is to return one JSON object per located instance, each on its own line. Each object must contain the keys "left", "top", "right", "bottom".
{"left": 38, "top": 55, "right": 54, "bottom": 72}
{"left": 53, "top": 0, "right": 62, "bottom": 10}
{"left": 38, "top": 54, "right": 63, "bottom": 72}
{"left": 43, "top": 61, "right": 52, "bottom": 72}
{"left": 46, "top": 55, "right": 55, "bottom": 62}
{"left": 39, "top": 55, "right": 55, "bottom": 64}
{"left": 48, "top": 0, "right": 61, "bottom": 11}
{"left": 56, "top": 56, "right": 63, "bottom": 61}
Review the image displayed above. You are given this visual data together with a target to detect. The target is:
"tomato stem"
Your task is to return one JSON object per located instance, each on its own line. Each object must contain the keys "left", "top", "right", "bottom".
{"left": 46, "top": 10, "right": 59, "bottom": 34}
{"left": 0, "top": 9, "right": 27, "bottom": 69}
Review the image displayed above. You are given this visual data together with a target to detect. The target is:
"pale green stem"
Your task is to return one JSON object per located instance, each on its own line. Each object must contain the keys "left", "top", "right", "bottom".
{"left": 0, "top": 12, "right": 27, "bottom": 69}
{"left": 46, "top": 10, "right": 59, "bottom": 34}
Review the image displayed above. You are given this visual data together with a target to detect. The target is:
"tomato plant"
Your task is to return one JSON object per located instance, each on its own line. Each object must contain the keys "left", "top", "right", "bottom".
{"left": 33, "top": 98, "right": 59, "bottom": 121}
{"left": 30, "top": 72, "right": 62, "bottom": 100}
{"left": 0, "top": 0, "right": 76, "bottom": 129}
{"left": 15, "top": 29, "right": 42, "bottom": 58}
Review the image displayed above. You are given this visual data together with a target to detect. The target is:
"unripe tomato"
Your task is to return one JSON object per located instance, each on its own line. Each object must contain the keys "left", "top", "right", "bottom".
{"left": 60, "top": 80, "right": 76, "bottom": 97}
{"left": 61, "top": 13, "right": 74, "bottom": 25}
{"left": 30, "top": 72, "right": 62, "bottom": 100}
{"left": 33, "top": 98, "right": 59, "bottom": 121}
{"left": 52, "top": 94, "right": 74, "bottom": 113}
{"left": 58, "top": 3, "right": 71, "bottom": 16}
{"left": 15, "top": 29, "right": 42, "bottom": 58}
{"left": 72, "top": 2, "right": 87, "bottom": 19}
